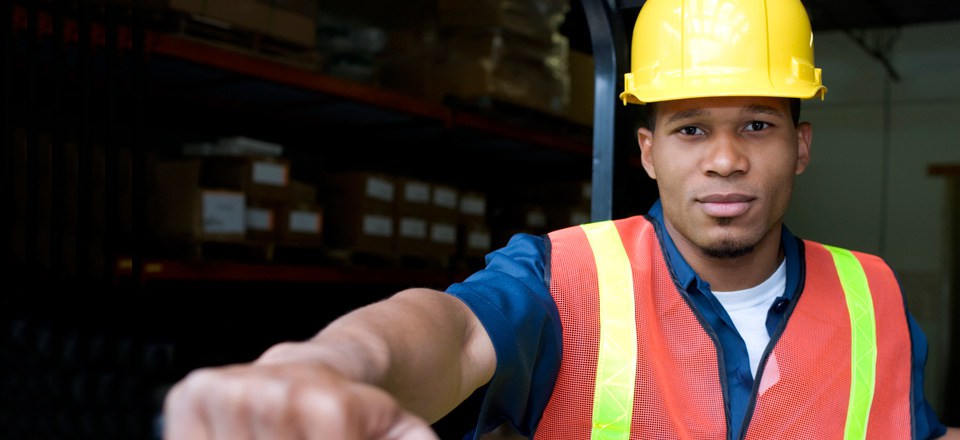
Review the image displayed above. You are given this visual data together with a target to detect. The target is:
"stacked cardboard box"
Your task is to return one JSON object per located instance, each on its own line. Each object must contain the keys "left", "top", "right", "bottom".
{"left": 318, "top": 172, "right": 468, "bottom": 262}
{"left": 457, "top": 190, "right": 492, "bottom": 259}
{"left": 489, "top": 179, "right": 591, "bottom": 246}
{"left": 278, "top": 180, "right": 323, "bottom": 246}
{"left": 395, "top": 177, "right": 460, "bottom": 259}
{"left": 316, "top": 171, "right": 397, "bottom": 254}
{"left": 147, "top": 159, "right": 248, "bottom": 243}
{"left": 147, "top": 145, "right": 324, "bottom": 249}
{"left": 380, "top": 0, "right": 571, "bottom": 116}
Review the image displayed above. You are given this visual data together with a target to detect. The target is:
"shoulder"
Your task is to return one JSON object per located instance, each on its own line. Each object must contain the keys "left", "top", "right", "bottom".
{"left": 801, "top": 239, "right": 895, "bottom": 274}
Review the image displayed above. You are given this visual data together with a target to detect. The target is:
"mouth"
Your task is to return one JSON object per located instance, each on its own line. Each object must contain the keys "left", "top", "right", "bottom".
{"left": 696, "top": 193, "right": 756, "bottom": 218}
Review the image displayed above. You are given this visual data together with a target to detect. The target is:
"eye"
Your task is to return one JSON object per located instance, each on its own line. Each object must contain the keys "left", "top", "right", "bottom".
{"left": 744, "top": 121, "right": 771, "bottom": 132}
{"left": 677, "top": 126, "right": 705, "bottom": 136}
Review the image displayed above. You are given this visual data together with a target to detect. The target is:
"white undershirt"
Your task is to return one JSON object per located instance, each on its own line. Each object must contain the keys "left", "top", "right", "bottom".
{"left": 712, "top": 260, "right": 787, "bottom": 378}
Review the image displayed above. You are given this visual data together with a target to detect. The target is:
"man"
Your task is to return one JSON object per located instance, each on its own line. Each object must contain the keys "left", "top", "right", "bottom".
{"left": 163, "top": 0, "right": 960, "bottom": 438}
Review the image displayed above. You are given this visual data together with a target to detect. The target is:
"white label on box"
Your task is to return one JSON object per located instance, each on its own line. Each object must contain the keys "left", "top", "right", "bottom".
{"left": 252, "top": 161, "right": 288, "bottom": 186}
{"left": 366, "top": 176, "right": 395, "bottom": 202}
{"left": 467, "top": 230, "right": 492, "bottom": 250}
{"left": 399, "top": 217, "right": 427, "bottom": 239}
{"left": 289, "top": 210, "right": 321, "bottom": 234}
{"left": 246, "top": 206, "right": 274, "bottom": 231}
{"left": 526, "top": 209, "right": 547, "bottom": 228}
{"left": 404, "top": 181, "right": 431, "bottom": 203}
{"left": 202, "top": 191, "right": 245, "bottom": 234}
{"left": 460, "top": 194, "right": 486, "bottom": 216}
{"left": 430, "top": 222, "right": 456, "bottom": 244}
{"left": 362, "top": 214, "right": 393, "bottom": 237}
{"left": 433, "top": 187, "right": 458, "bottom": 209}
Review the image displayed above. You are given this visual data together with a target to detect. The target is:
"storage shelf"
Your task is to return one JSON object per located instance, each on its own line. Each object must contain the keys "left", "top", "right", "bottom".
{"left": 116, "top": 257, "right": 471, "bottom": 287}
{"left": 7, "top": 2, "right": 609, "bottom": 287}
{"left": 145, "top": 32, "right": 594, "bottom": 160}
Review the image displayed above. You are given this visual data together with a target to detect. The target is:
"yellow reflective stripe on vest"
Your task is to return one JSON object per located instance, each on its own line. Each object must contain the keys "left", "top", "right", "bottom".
{"left": 581, "top": 221, "right": 637, "bottom": 440}
{"left": 824, "top": 245, "right": 878, "bottom": 440}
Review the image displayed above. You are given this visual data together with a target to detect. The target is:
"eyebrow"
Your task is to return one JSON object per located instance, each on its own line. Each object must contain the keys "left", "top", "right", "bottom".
{"left": 744, "top": 105, "right": 786, "bottom": 119}
{"left": 664, "top": 104, "right": 786, "bottom": 125}
{"left": 665, "top": 108, "right": 707, "bottom": 125}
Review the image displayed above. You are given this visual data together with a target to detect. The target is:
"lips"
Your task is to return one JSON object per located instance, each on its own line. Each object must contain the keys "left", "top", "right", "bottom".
{"left": 697, "top": 193, "right": 755, "bottom": 217}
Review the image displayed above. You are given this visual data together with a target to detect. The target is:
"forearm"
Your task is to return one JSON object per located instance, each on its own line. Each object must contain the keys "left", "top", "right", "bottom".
{"left": 940, "top": 427, "right": 960, "bottom": 439}
{"left": 255, "top": 288, "right": 495, "bottom": 423}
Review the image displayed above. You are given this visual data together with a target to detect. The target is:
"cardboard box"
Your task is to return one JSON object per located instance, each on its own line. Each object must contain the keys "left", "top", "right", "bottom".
{"left": 397, "top": 177, "right": 433, "bottom": 216}
{"left": 267, "top": 7, "right": 317, "bottom": 49}
{"left": 429, "top": 221, "right": 458, "bottom": 256}
{"left": 431, "top": 184, "right": 460, "bottom": 223}
{"left": 428, "top": 55, "right": 568, "bottom": 116}
{"left": 245, "top": 199, "right": 280, "bottom": 241}
{"left": 168, "top": 0, "right": 272, "bottom": 35}
{"left": 437, "top": 0, "right": 567, "bottom": 42}
{"left": 459, "top": 223, "right": 492, "bottom": 258}
{"left": 458, "top": 191, "right": 487, "bottom": 227}
{"left": 396, "top": 215, "right": 430, "bottom": 256}
{"left": 200, "top": 156, "right": 290, "bottom": 202}
{"left": 317, "top": 171, "right": 397, "bottom": 252}
{"left": 287, "top": 179, "right": 318, "bottom": 205}
{"left": 279, "top": 205, "right": 323, "bottom": 245}
{"left": 148, "top": 159, "right": 246, "bottom": 242}
{"left": 397, "top": 217, "right": 458, "bottom": 258}
{"left": 167, "top": 0, "right": 317, "bottom": 48}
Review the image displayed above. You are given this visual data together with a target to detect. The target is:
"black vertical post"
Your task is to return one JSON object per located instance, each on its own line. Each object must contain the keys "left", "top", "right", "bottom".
{"left": 581, "top": 0, "right": 630, "bottom": 221}
{"left": 2, "top": 2, "right": 14, "bottom": 287}
{"left": 50, "top": 0, "right": 66, "bottom": 282}
{"left": 103, "top": 3, "right": 119, "bottom": 287}
{"left": 129, "top": 1, "right": 146, "bottom": 287}
{"left": 76, "top": 1, "right": 93, "bottom": 285}
{"left": 24, "top": 0, "right": 39, "bottom": 281}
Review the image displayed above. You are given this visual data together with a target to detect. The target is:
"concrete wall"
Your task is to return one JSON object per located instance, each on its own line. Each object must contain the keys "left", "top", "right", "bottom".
{"left": 787, "top": 20, "right": 960, "bottom": 415}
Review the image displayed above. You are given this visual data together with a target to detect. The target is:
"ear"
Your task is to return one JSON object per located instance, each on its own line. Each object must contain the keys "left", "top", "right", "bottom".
{"left": 794, "top": 122, "right": 812, "bottom": 175}
{"left": 637, "top": 127, "right": 657, "bottom": 179}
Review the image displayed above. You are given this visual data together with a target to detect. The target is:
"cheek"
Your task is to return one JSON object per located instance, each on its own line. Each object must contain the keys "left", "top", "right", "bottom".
{"left": 652, "top": 155, "right": 694, "bottom": 189}
{"left": 764, "top": 167, "right": 797, "bottom": 212}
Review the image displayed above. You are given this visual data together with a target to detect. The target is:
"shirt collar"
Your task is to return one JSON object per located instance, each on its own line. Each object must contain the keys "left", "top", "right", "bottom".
{"left": 645, "top": 199, "right": 801, "bottom": 299}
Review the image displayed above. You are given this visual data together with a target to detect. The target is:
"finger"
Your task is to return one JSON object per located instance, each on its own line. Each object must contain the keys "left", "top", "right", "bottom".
{"left": 295, "top": 381, "right": 436, "bottom": 440}
{"left": 204, "top": 376, "right": 254, "bottom": 440}
{"left": 382, "top": 411, "right": 440, "bottom": 440}
{"left": 248, "top": 376, "right": 298, "bottom": 440}
{"left": 162, "top": 381, "right": 211, "bottom": 440}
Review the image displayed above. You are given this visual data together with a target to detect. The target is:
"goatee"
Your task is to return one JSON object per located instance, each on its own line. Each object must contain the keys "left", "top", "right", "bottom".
{"left": 701, "top": 242, "right": 756, "bottom": 259}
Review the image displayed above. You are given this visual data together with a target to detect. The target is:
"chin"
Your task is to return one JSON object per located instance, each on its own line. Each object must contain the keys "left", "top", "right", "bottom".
{"left": 700, "top": 242, "right": 757, "bottom": 259}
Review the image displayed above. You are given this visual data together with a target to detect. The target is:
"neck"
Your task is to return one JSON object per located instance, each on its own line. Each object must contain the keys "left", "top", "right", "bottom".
{"left": 665, "top": 221, "right": 785, "bottom": 292}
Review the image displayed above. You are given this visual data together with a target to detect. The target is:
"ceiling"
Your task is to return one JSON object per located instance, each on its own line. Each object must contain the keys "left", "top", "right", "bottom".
{"left": 802, "top": 0, "right": 960, "bottom": 32}
{"left": 563, "top": 0, "right": 960, "bottom": 53}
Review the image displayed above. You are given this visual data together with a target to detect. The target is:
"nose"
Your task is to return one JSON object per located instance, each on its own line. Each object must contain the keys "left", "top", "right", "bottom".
{"left": 702, "top": 133, "right": 749, "bottom": 177}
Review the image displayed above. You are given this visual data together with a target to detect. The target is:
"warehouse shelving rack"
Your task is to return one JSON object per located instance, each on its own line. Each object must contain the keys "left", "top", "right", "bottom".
{"left": 3, "top": 1, "right": 658, "bottom": 290}
{"left": 1, "top": 1, "right": 658, "bottom": 438}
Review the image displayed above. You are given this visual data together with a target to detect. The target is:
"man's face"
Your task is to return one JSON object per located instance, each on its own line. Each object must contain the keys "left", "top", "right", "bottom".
{"left": 637, "top": 96, "right": 812, "bottom": 259}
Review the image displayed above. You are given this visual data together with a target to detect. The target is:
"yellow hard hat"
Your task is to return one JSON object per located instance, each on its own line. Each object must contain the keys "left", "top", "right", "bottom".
{"left": 620, "top": 0, "right": 827, "bottom": 105}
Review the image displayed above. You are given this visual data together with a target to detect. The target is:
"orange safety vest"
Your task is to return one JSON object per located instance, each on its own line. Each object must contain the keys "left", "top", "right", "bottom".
{"left": 535, "top": 216, "right": 912, "bottom": 439}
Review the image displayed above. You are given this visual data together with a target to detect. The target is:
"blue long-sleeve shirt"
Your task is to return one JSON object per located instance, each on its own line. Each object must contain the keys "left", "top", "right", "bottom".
{"left": 446, "top": 199, "right": 947, "bottom": 439}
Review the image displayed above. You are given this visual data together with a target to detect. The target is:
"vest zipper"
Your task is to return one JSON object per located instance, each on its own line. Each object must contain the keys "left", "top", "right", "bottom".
{"left": 737, "top": 239, "right": 807, "bottom": 440}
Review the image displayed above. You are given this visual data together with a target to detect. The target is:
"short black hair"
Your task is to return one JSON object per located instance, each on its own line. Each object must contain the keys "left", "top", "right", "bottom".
{"left": 640, "top": 98, "right": 802, "bottom": 132}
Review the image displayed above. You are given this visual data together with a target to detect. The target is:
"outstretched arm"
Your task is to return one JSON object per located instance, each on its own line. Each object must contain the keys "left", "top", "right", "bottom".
{"left": 163, "top": 288, "right": 496, "bottom": 439}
